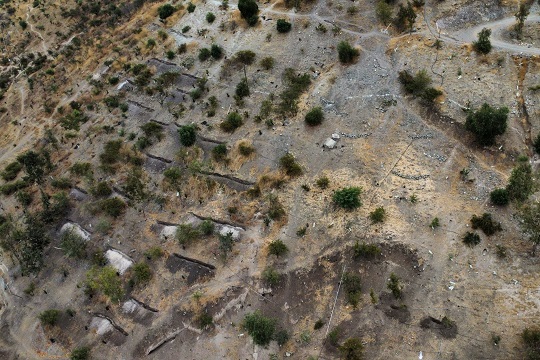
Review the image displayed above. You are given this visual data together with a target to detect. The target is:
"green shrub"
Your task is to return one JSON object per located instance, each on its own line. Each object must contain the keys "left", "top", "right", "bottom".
{"left": 131, "top": 262, "right": 152, "bottom": 285}
{"left": 141, "top": 122, "right": 164, "bottom": 141}
{"left": 1, "top": 161, "right": 22, "bottom": 181}
{"left": 206, "top": 12, "right": 216, "bottom": 23}
{"left": 219, "top": 232, "right": 235, "bottom": 258}
{"left": 145, "top": 246, "right": 164, "bottom": 259}
{"left": 103, "top": 96, "right": 120, "bottom": 108}
{"left": 220, "top": 112, "right": 243, "bottom": 133}
{"left": 260, "top": 57, "right": 275, "bottom": 70}
{"left": 337, "top": 41, "right": 359, "bottom": 63}
{"left": 238, "top": 141, "right": 255, "bottom": 156}
{"left": 266, "top": 195, "right": 286, "bottom": 220}
{"left": 463, "top": 231, "right": 481, "bottom": 247}
{"left": 176, "top": 223, "right": 201, "bottom": 246}
{"left": 235, "top": 78, "right": 250, "bottom": 98}
{"left": 376, "top": 0, "right": 393, "bottom": 25}
{"left": 430, "top": 217, "right": 440, "bottom": 228}
{"left": 470, "top": 213, "right": 501, "bottom": 236}
{"left": 163, "top": 167, "right": 182, "bottom": 187}
{"left": 343, "top": 272, "right": 362, "bottom": 307}
{"left": 316, "top": 176, "right": 329, "bottom": 189}
{"left": 268, "top": 239, "right": 288, "bottom": 257}
{"left": 100, "top": 140, "right": 123, "bottom": 165}
{"left": 369, "top": 207, "right": 386, "bottom": 223}
{"left": 60, "top": 230, "right": 87, "bottom": 259}
{"left": 60, "top": 109, "right": 87, "bottom": 131}
{"left": 0, "top": 180, "right": 28, "bottom": 195}
{"left": 70, "top": 347, "right": 91, "bottom": 360}
{"left": 394, "top": 1, "right": 416, "bottom": 32}
{"left": 278, "top": 68, "right": 311, "bottom": 115}
{"left": 93, "top": 181, "right": 112, "bottom": 197}
{"left": 100, "top": 197, "right": 126, "bottom": 218}
{"left": 279, "top": 153, "right": 302, "bottom": 177}
{"left": 182, "top": 25, "right": 191, "bottom": 33}
{"left": 522, "top": 327, "right": 540, "bottom": 360}
{"left": 39, "top": 309, "right": 60, "bottom": 326}
{"left": 243, "top": 311, "right": 276, "bottom": 346}
{"left": 473, "top": 28, "right": 492, "bottom": 54}
{"left": 328, "top": 327, "right": 341, "bottom": 346}
{"left": 51, "top": 177, "right": 72, "bottom": 189}
{"left": 314, "top": 319, "right": 325, "bottom": 330}
{"left": 262, "top": 267, "right": 281, "bottom": 286}
{"left": 178, "top": 125, "right": 197, "bottom": 146}
{"left": 86, "top": 266, "right": 124, "bottom": 303}
{"left": 339, "top": 338, "right": 364, "bottom": 360}
{"left": 199, "top": 220, "right": 215, "bottom": 235}
{"left": 199, "top": 48, "right": 211, "bottom": 61}
{"left": 465, "top": 103, "right": 509, "bottom": 146}
{"left": 238, "top": 0, "right": 259, "bottom": 26}
{"left": 158, "top": 4, "right": 175, "bottom": 19}
{"left": 70, "top": 162, "right": 93, "bottom": 177}
{"left": 304, "top": 107, "right": 324, "bottom": 126}
{"left": 387, "top": 272, "right": 402, "bottom": 299}
{"left": 333, "top": 187, "right": 362, "bottom": 210}
{"left": 196, "top": 312, "right": 213, "bottom": 328}
{"left": 274, "top": 329, "right": 290, "bottom": 346}
{"left": 353, "top": 241, "right": 381, "bottom": 259}
{"left": 398, "top": 69, "right": 441, "bottom": 102}
{"left": 16, "top": 190, "right": 33, "bottom": 206}
{"left": 210, "top": 44, "right": 223, "bottom": 59}
{"left": 187, "top": 2, "right": 196, "bottom": 12}
{"left": 506, "top": 160, "right": 533, "bottom": 202}
{"left": 233, "top": 50, "right": 256, "bottom": 65}
{"left": 276, "top": 19, "right": 292, "bottom": 33}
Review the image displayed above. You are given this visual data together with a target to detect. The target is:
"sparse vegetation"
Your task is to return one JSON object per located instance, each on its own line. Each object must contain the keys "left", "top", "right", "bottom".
{"left": 279, "top": 153, "right": 303, "bottom": 177}
{"left": 268, "top": 239, "right": 288, "bottom": 257}
{"left": 343, "top": 272, "right": 362, "bottom": 307}
{"left": 353, "top": 241, "right": 381, "bottom": 259}
{"left": 60, "top": 230, "right": 86, "bottom": 259}
{"left": 316, "top": 176, "right": 330, "bottom": 189}
{"left": 387, "top": 272, "right": 402, "bottom": 299}
{"left": 337, "top": 41, "right": 359, "bottom": 63}
{"left": 262, "top": 267, "right": 281, "bottom": 286}
{"left": 39, "top": 309, "right": 60, "bottom": 326}
{"left": 70, "top": 347, "right": 91, "bottom": 360}
{"left": 86, "top": 266, "right": 124, "bottom": 303}
{"left": 522, "top": 327, "right": 540, "bottom": 360}
{"left": 340, "top": 338, "right": 364, "bottom": 360}
{"left": 131, "top": 262, "right": 152, "bottom": 286}
{"left": 470, "top": 213, "right": 501, "bottom": 236}
{"left": 398, "top": 69, "right": 442, "bottom": 103}
{"left": 369, "top": 207, "right": 386, "bottom": 223}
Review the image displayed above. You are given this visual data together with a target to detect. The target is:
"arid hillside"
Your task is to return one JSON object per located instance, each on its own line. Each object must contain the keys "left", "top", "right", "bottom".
{"left": 1, "top": 0, "right": 540, "bottom": 359}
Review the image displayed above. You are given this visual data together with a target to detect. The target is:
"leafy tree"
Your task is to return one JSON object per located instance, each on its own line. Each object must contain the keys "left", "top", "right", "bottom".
{"left": 490, "top": 188, "right": 509, "bottom": 206}
{"left": 514, "top": 3, "right": 530, "bottom": 40}
{"left": 376, "top": 1, "right": 393, "bottom": 25}
{"left": 260, "top": 57, "right": 275, "bottom": 70}
{"left": 340, "top": 338, "right": 364, "bottom": 360}
{"left": 86, "top": 266, "right": 124, "bottom": 303}
{"left": 17, "top": 151, "right": 46, "bottom": 183}
{"left": 465, "top": 103, "right": 508, "bottom": 146}
{"left": 337, "top": 41, "right": 359, "bottom": 63}
{"left": 262, "top": 267, "right": 281, "bottom": 286}
{"left": 506, "top": 159, "right": 533, "bottom": 202}
{"left": 39, "top": 309, "right": 60, "bottom": 326}
{"left": 473, "top": 28, "right": 492, "bottom": 54}
{"left": 233, "top": 50, "right": 256, "bottom": 65}
{"left": 268, "top": 239, "right": 288, "bottom": 257}
{"left": 243, "top": 311, "right": 276, "bottom": 346}
{"left": 178, "top": 124, "right": 197, "bottom": 146}
{"left": 238, "top": 0, "right": 258, "bottom": 26}
{"left": 276, "top": 19, "right": 292, "bottom": 33}
{"left": 70, "top": 347, "right": 91, "bottom": 360}
{"left": 187, "top": 2, "right": 196, "bottom": 12}
{"left": 158, "top": 4, "right": 175, "bottom": 19}
{"left": 394, "top": 1, "right": 416, "bottom": 33}
{"left": 304, "top": 107, "right": 324, "bottom": 126}
{"left": 333, "top": 187, "right": 362, "bottom": 210}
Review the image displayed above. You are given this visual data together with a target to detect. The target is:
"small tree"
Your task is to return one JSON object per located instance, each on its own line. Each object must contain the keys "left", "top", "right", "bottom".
{"left": 158, "top": 4, "right": 175, "bottom": 19}
{"left": 473, "top": 28, "right": 492, "bottom": 54}
{"left": 238, "top": 0, "right": 259, "bottom": 26}
{"left": 339, "top": 338, "right": 364, "bottom": 360}
{"left": 376, "top": 1, "right": 393, "bottom": 25}
{"left": 206, "top": 12, "right": 216, "bottom": 23}
{"left": 39, "top": 309, "right": 60, "bottom": 326}
{"left": 514, "top": 3, "right": 530, "bottom": 40}
{"left": 394, "top": 1, "right": 416, "bottom": 33}
{"left": 490, "top": 188, "right": 509, "bottom": 206}
{"left": 70, "top": 347, "right": 91, "bottom": 360}
{"left": 333, "top": 187, "right": 362, "bottom": 210}
{"left": 178, "top": 125, "right": 197, "bottom": 146}
{"left": 276, "top": 19, "right": 292, "bottom": 33}
{"left": 337, "top": 41, "right": 359, "bottom": 64}
{"left": 220, "top": 112, "right": 243, "bottom": 133}
{"left": 465, "top": 103, "right": 508, "bottom": 146}
{"left": 176, "top": 223, "right": 201, "bottom": 246}
{"left": 304, "top": 107, "right": 324, "bottom": 126}
{"left": 279, "top": 153, "right": 302, "bottom": 177}
{"left": 235, "top": 78, "right": 250, "bottom": 98}
{"left": 507, "top": 159, "right": 533, "bottom": 202}
{"left": 268, "top": 239, "right": 288, "bottom": 257}
{"left": 243, "top": 311, "right": 276, "bottom": 346}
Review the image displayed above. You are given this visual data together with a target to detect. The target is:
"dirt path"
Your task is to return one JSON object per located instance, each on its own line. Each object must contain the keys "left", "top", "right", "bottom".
{"left": 25, "top": 7, "right": 49, "bottom": 55}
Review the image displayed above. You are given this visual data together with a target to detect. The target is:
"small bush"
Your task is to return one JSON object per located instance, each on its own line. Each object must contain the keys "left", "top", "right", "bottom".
{"left": 260, "top": 57, "right": 275, "bottom": 70}
{"left": 387, "top": 272, "right": 402, "bottom": 299}
{"left": 176, "top": 223, "right": 201, "bottom": 246}
{"left": 39, "top": 309, "right": 60, "bottom": 326}
{"left": 343, "top": 272, "right": 362, "bottom": 307}
{"left": 369, "top": 207, "right": 386, "bottom": 223}
{"left": 473, "top": 28, "right": 492, "bottom": 54}
{"left": 262, "top": 267, "right": 281, "bottom": 286}
{"left": 210, "top": 44, "right": 223, "bottom": 59}
{"left": 470, "top": 213, "right": 501, "bottom": 236}
{"left": 1, "top": 161, "right": 22, "bottom": 181}
{"left": 92, "top": 181, "right": 112, "bottom": 197}
{"left": 328, "top": 327, "right": 341, "bottom": 346}
{"left": 279, "top": 153, "right": 302, "bottom": 177}
{"left": 235, "top": 78, "right": 250, "bottom": 99}
{"left": 220, "top": 112, "right": 243, "bottom": 133}
{"left": 304, "top": 107, "right": 324, "bottom": 126}
{"left": 268, "top": 239, "right": 288, "bottom": 256}
{"left": 333, "top": 187, "right": 362, "bottom": 210}
{"left": 238, "top": 141, "right": 255, "bottom": 156}
{"left": 316, "top": 176, "right": 330, "bottom": 189}
{"left": 178, "top": 125, "right": 197, "bottom": 146}
{"left": 340, "top": 338, "right": 364, "bottom": 360}
{"left": 430, "top": 217, "right": 440, "bottom": 229}
{"left": 266, "top": 194, "right": 286, "bottom": 220}
{"left": 274, "top": 329, "right": 290, "bottom": 346}
{"left": 337, "top": 41, "right": 359, "bottom": 63}
{"left": 353, "top": 241, "right": 381, "bottom": 259}
{"left": 276, "top": 19, "right": 292, "bottom": 33}
{"left": 70, "top": 162, "right": 93, "bottom": 177}
{"left": 145, "top": 246, "right": 164, "bottom": 259}
{"left": 60, "top": 230, "right": 87, "bottom": 259}
{"left": 51, "top": 177, "right": 71, "bottom": 189}
{"left": 206, "top": 12, "right": 216, "bottom": 23}
{"left": 522, "top": 327, "right": 540, "bottom": 360}
{"left": 196, "top": 312, "right": 213, "bottom": 329}
{"left": 0, "top": 180, "right": 28, "bottom": 195}
{"left": 70, "top": 347, "right": 90, "bottom": 360}
{"left": 212, "top": 144, "right": 228, "bottom": 162}
{"left": 100, "top": 197, "right": 126, "bottom": 218}
{"left": 507, "top": 160, "right": 533, "bottom": 202}
{"left": 187, "top": 2, "right": 196, "bottom": 12}
{"left": 243, "top": 311, "right": 276, "bottom": 346}
{"left": 465, "top": 103, "right": 509, "bottom": 146}
{"left": 100, "top": 140, "right": 123, "bottom": 165}
{"left": 131, "top": 262, "right": 152, "bottom": 285}
{"left": 199, "top": 48, "right": 211, "bottom": 62}
{"left": 86, "top": 266, "right": 124, "bottom": 303}
{"left": 463, "top": 231, "right": 481, "bottom": 247}
{"left": 199, "top": 220, "right": 215, "bottom": 236}
{"left": 314, "top": 319, "right": 325, "bottom": 330}
{"left": 158, "top": 4, "right": 175, "bottom": 19}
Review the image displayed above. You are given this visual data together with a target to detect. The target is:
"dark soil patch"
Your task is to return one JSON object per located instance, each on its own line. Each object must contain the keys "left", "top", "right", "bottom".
{"left": 376, "top": 292, "right": 411, "bottom": 323}
{"left": 165, "top": 254, "right": 215, "bottom": 284}
{"left": 420, "top": 316, "right": 458, "bottom": 339}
